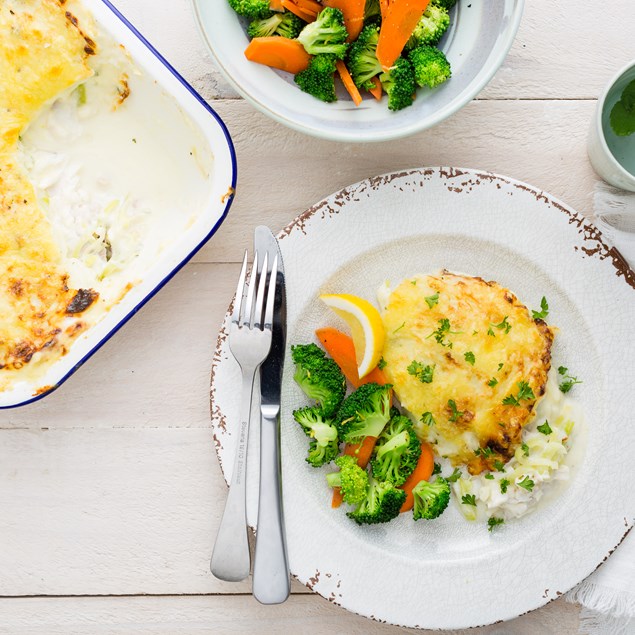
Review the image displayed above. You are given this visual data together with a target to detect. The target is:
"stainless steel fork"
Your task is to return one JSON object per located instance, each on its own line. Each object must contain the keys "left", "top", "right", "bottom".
{"left": 210, "top": 249, "right": 278, "bottom": 582}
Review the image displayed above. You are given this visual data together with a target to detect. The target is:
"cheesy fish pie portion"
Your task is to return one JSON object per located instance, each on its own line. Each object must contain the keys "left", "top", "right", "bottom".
{"left": 381, "top": 272, "right": 554, "bottom": 475}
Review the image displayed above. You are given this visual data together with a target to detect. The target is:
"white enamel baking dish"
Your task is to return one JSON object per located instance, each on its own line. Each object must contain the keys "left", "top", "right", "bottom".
{"left": 0, "top": 0, "right": 236, "bottom": 409}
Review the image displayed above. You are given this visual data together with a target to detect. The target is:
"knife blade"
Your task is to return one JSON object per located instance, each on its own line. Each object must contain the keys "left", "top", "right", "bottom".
{"left": 252, "top": 225, "right": 290, "bottom": 605}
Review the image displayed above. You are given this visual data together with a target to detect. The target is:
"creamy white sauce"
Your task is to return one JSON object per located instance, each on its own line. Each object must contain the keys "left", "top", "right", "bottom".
{"left": 16, "top": 23, "right": 213, "bottom": 306}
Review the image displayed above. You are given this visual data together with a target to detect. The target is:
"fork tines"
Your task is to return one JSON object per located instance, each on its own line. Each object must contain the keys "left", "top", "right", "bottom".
{"left": 232, "top": 250, "right": 278, "bottom": 331}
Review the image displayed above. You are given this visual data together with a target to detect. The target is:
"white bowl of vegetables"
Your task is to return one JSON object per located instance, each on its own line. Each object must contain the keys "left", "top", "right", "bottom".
{"left": 192, "top": 0, "right": 524, "bottom": 142}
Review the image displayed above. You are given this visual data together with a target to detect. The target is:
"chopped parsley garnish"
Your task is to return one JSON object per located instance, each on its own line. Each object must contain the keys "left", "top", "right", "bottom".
{"left": 377, "top": 357, "right": 387, "bottom": 370}
{"left": 446, "top": 467, "right": 462, "bottom": 483}
{"left": 498, "top": 363, "right": 504, "bottom": 371}
{"left": 484, "top": 473, "right": 494, "bottom": 480}
{"left": 407, "top": 361, "right": 435, "bottom": 383}
{"left": 393, "top": 322, "right": 406, "bottom": 334}
{"left": 447, "top": 399, "right": 464, "bottom": 423}
{"left": 488, "top": 517, "right": 505, "bottom": 531}
{"left": 500, "top": 478, "right": 510, "bottom": 493}
{"left": 537, "top": 420, "right": 553, "bottom": 435}
{"left": 462, "top": 494, "right": 477, "bottom": 506}
{"left": 474, "top": 446, "right": 493, "bottom": 458}
{"left": 487, "top": 377, "right": 498, "bottom": 387}
{"left": 464, "top": 351, "right": 476, "bottom": 365}
{"left": 426, "top": 318, "right": 460, "bottom": 348}
{"left": 532, "top": 296, "right": 549, "bottom": 320}
{"left": 558, "top": 366, "right": 582, "bottom": 393}
{"left": 518, "top": 475, "right": 535, "bottom": 491}
{"left": 424, "top": 292, "right": 439, "bottom": 308}
{"left": 493, "top": 460, "right": 506, "bottom": 472}
{"left": 521, "top": 442, "right": 530, "bottom": 457}
{"left": 410, "top": 279, "right": 418, "bottom": 285}
{"left": 420, "top": 411, "right": 436, "bottom": 426}
{"left": 503, "top": 381, "right": 535, "bottom": 406}
{"left": 432, "top": 462, "right": 442, "bottom": 475}
{"left": 489, "top": 316, "right": 511, "bottom": 336}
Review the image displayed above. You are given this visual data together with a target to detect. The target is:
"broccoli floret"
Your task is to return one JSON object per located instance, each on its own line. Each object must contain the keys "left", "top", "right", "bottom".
{"left": 248, "top": 11, "right": 304, "bottom": 39}
{"left": 364, "top": 0, "right": 381, "bottom": 24}
{"left": 408, "top": 45, "right": 451, "bottom": 89}
{"left": 431, "top": 0, "right": 457, "bottom": 10}
{"left": 276, "top": 12, "right": 305, "bottom": 39}
{"left": 336, "top": 382, "right": 392, "bottom": 444}
{"left": 248, "top": 13, "right": 283, "bottom": 38}
{"left": 293, "top": 406, "right": 340, "bottom": 467}
{"left": 371, "top": 414, "right": 421, "bottom": 486}
{"left": 297, "top": 7, "right": 348, "bottom": 58}
{"left": 347, "top": 24, "right": 381, "bottom": 90}
{"left": 294, "top": 54, "right": 339, "bottom": 103}
{"left": 412, "top": 476, "right": 451, "bottom": 520}
{"left": 326, "top": 455, "right": 369, "bottom": 504}
{"left": 291, "top": 343, "right": 346, "bottom": 415}
{"left": 347, "top": 476, "right": 406, "bottom": 525}
{"left": 406, "top": 4, "right": 450, "bottom": 49}
{"left": 228, "top": 0, "right": 271, "bottom": 20}
{"left": 379, "top": 56, "right": 416, "bottom": 111}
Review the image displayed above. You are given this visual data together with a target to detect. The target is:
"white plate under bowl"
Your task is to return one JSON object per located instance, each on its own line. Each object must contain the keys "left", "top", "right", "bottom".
{"left": 192, "top": 0, "right": 524, "bottom": 142}
{"left": 210, "top": 168, "right": 635, "bottom": 630}
{"left": 0, "top": 0, "right": 236, "bottom": 409}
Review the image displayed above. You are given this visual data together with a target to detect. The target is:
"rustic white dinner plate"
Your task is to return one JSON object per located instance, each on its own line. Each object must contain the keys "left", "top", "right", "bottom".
{"left": 210, "top": 168, "right": 635, "bottom": 630}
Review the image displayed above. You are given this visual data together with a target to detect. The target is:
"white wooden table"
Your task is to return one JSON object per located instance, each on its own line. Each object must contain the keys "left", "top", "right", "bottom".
{"left": 1, "top": 1, "right": 632, "bottom": 633}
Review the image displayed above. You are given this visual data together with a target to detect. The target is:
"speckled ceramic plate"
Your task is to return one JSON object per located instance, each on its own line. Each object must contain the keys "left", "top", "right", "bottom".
{"left": 192, "top": 1, "right": 524, "bottom": 142}
{"left": 210, "top": 168, "right": 635, "bottom": 630}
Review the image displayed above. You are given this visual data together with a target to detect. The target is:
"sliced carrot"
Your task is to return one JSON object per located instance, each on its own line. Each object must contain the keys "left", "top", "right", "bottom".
{"left": 379, "top": 0, "right": 390, "bottom": 19}
{"left": 376, "top": 0, "right": 430, "bottom": 71}
{"left": 331, "top": 435, "right": 378, "bottom": 508}
{"left": 336, "top": 60, "right": 363, "bottom": 106}
{"left": 295, "top": 0, "right": 323, "bottom": 12}
{"left": 369, "top": 76, "right": 382, "bottom": 100}
{"left": 322, "top": 0, "right": 366, "bottom": 41}
{"left": 315, "top": 327, "right": 389, "bottom": 388}
{"left": 281, "top": 0, "right": 317, "bottom": 21}
{"left": 269, "top": 0, "right": 285, "bottom": 10}
{"left": 399, "top": 441, "right": 434, "bottom": 512}
{"left": 244, "top": 37, "right": 311, "bottom": 74}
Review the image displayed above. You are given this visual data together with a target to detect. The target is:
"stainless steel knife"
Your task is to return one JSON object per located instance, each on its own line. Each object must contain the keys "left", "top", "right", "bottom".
{"left": 252, "top": 226, "right": 290, "bottom": 605}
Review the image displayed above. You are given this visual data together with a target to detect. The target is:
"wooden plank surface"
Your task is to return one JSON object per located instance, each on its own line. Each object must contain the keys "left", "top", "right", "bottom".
{"left": 3, "top": 0, "right": 631, "bottom": 631}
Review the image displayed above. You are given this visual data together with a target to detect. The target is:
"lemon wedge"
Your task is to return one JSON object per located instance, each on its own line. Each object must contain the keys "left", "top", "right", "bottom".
{"left": 320, "top": 293, "right": 385, "bottom": 379}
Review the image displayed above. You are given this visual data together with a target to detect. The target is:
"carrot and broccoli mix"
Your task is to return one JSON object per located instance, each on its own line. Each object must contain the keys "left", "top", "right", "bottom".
{"left": 229, "top": 0, "right": 454, "bottom": 111}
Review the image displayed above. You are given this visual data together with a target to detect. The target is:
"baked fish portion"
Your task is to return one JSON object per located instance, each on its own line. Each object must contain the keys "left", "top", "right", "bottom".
{"left": 381, "top": 272, "right": 554, "bottom": 475}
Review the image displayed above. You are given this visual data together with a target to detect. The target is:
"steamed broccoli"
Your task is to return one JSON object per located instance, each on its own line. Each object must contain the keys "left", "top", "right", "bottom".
{"left": 291, "top": 343, "right": 346, "bottom": 415}
{"left": 408, "top": 45, "right": 451, "bottom": 89}
{"left": 326, "top": 455, "right": 369, "bottom": 505}
{"left": 336, "top": 382, "right": 393, "bottom": 444}
{"left": 297, "top": 7, "right": 349, "bottom": 58}
{"left": 347, "top": 24, "right": 381, "bottom": 90}
{"left": 294, "top": 54, "right": 339, "bottom": 103}
{"left": 347, "top": 476, "right": 406, "bottom": 525}
{"left": 431, "top": 0, "right": 457, "bottom": 10}
{"left": 364, "top": 0, "right": 381, "bottom": 24}
{"left": 412, "top": 476, "right": 451, "bottom": 520}
{"left": 248, "top": 12, "right": 304, "bottom": 39}
{"left": 293, "top": 406, "right": 340, "bottom": 467}
{"left": 370, "top": 414, "right": 421, "bottom": 486}
{"left": 228, "top": 0, "right": 271, "bottom": 20}
{"left": 379, "top": 56, "right": 416, "bottom": 111}
{"left": 406, "top": 4, "right": 450, "bottom": 49}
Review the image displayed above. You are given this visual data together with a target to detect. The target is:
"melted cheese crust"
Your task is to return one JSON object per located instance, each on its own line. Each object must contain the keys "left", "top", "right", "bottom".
{"left": 381, "top": 272, "right": 554, "bottom": 474}
{"left": 0, "top": 1, "right": 96, "bottom": 384}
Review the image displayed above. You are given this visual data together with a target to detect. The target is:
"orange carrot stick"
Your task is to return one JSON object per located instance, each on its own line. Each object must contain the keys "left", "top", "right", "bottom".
{"left": 269, "top": 0, "right": 285, "bottom": 10}
{"left": 315, "top": 327, "right": 389, "bottom": 388}
{"left": 244, "top": 37, "right": 311, "bottom": 74}
{"left": 368, "top": 76, "right": 382, "bottom": 100}
{"left": 379, "top": 0, "right": 390, "bottom": 19}
{"left": 288, "top": 0, "right": 323, "bottom": 14}
{"left": 281, "top": 0, "right": 317, "bottom": 21}
{"left": 336, "top": 60, "right": 363, "bottom": 106}
{"left": 322, "top": 0, "right": 366, "bottom": 41}
{"left": 399, "top": 442, "right": 434, "bottom": 512}
{"left": 376, "top": 0, "right": 430, "bottom": 71}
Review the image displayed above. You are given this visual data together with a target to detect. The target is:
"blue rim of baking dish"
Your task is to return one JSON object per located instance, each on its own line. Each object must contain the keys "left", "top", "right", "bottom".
{"left": 1, "top": 0, "right": 238, "bottom": 409}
